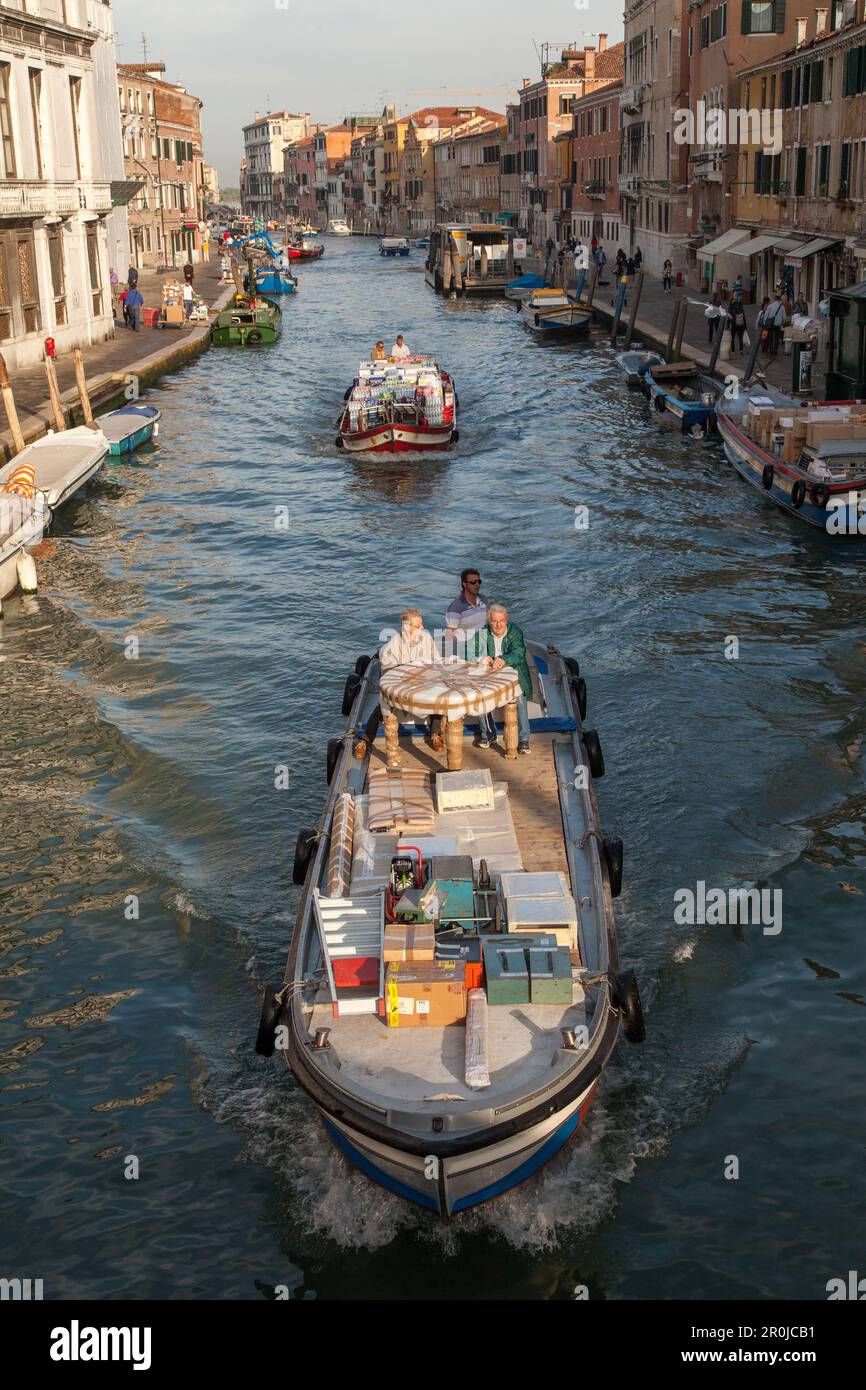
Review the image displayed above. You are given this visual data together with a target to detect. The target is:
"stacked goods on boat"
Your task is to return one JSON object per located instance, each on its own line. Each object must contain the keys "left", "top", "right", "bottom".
{"left": 346, "top": 358, "right": 449, "bottom": 431}
{"left": 741, "top": 398, "right": 866, "bottom": 468}
{"left": 315, "top": 770, "right": 585, "bottom": 1053}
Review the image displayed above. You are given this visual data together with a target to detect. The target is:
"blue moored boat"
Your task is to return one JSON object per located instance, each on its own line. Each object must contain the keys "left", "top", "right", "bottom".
{"left": 95, "top": 404, "right": 161, "bottom": 455}
{"left": 645, "top": 360, "right": 721, "bottom": 436}
{"left": 380, "top": 237, "right": 410, "bottom": 258}
{"left": 253, "top": 264, "right": 298, "bottom": 295}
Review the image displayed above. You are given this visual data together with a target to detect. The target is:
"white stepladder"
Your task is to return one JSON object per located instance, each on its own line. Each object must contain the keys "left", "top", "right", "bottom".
{"left": 312, "top": 888, "right": 384, "bottom": 1018}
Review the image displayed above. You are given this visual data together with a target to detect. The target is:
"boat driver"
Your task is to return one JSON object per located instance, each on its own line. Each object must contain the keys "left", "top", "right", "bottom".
{"left": 390, "top": 335, "right": 412, "bottom": 361}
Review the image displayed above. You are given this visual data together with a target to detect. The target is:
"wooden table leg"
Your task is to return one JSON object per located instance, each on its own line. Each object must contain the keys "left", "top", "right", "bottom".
{"left": 504, "top": 702, "right": 518, "bottom": 761}
{"left": 384, "top": 711, "right": 401, "bottom": 769}
{"left": 444, "top": 715, "right": 464, "bottom": 770}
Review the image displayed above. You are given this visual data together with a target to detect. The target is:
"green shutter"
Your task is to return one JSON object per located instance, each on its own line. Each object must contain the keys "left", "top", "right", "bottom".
{"left": 840, "top": 142, "right": 851, "bottom": 195}
{"left": 845, "top": 47, "right": 858, "bottom": 97}
{"left": 811, "top": 61, "right": 823, "bottom": 102}
{"left": 781, "top": 69, "right": 792, "bottom": 108}
{"left": 772, "top": 0, "right": 785, "bottom": 30}
{"left": 741, "top": 0, "right": 751, "bottom": 33}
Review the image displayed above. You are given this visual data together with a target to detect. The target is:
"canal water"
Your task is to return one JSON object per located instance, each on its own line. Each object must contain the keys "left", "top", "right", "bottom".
{"left": 1, "top": 239, "right": 864, "bottom": 1301}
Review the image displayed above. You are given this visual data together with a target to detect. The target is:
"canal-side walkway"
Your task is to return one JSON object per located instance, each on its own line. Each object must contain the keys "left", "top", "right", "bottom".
{"left": 523, "top": 254, "right": 827, "bottom": 397}
{"left": 1, "top": 257, "right": 235, "bottom": 460}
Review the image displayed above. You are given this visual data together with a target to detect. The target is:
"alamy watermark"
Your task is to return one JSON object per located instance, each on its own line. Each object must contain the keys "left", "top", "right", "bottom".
{"left": 674, "top": 881, "right": 782, "bottom": 935}
{"left": 673, "top": 101, "right": 782, "bottom": 156}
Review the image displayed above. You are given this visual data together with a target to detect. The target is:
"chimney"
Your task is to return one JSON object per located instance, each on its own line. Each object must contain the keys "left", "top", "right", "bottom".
{"left": 254, "top": 110, "right": 260, "bottom": 121}
{"left": 816, "top": 7, "right": 827, "bottom": 32}
{"left": 522, "top": 78, "right": 530, "bottom": 88}
{"left": 598, "top": 33, "right": 607, "bottom": 52}
{"left": 584, "top": 47, "right": 596, "bottom": 79}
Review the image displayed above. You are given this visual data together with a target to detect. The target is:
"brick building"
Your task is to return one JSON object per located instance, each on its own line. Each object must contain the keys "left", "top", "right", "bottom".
{"left": 556, "top": 79, "right": 624, "bottom": 250}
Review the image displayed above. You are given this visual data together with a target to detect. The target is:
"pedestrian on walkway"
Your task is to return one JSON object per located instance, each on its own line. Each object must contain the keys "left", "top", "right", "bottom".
{"left": 182, "top": 281, "right": 195, "bottom": 321}
{"left": 127, "top": 263, "right": 139, "bottom": 290}
{"left": 662, "top": 258, "right": 673, "bottom": 293}
{"left": 125, "top": 285, "right": 143, "bottom": 331}
{"left": 109, "top": 266, "right": 119, "bottom": 319}
{"left": 626, "top": 255, "right": 636, "bottom": 278}
{"left": 705, "top": 293, "right": 722, "bottom": 343}
{"left": 793, "top": 292, "right": 809, "bottom": 317}
{"left": 764, "top": 295, "right": 786, "bottom": 355}
{"left": 728, "top": 297, "right": 747, "bottom": 353}
{"left": 590, "top": 234, "right": 598, "bottom": 254}
{"left": 634, "top": 246, "right": 643, "bottom": 270}
{"left": 183, "top": 261, "right": 194, "bottom": 286}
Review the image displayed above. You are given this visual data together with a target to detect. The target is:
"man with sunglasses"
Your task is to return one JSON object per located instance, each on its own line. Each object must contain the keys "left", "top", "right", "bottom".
{"left": 445, "top": 568, "right": 488, "bottom": 660}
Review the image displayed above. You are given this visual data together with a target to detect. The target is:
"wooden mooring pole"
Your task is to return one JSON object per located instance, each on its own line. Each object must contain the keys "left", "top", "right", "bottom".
{"left": 72, "top": 347, "right": 94, "bottom": 425}
{"left": 624, "top": 270, "right": 644, "bottom": 347}
{"left": 0, "top": 352, "right": 26, "bottom": 455}
{"left": 673, "top": 299, "right": 688, "bottom": 361}
{"left": 664, "top": 299, "right": 681, "bottom": 362}
{"left": 43, "top": 353, "right": 66, "bottom": 432}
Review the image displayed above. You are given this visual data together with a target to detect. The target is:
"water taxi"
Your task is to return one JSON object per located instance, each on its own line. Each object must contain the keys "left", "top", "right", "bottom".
{"left": 716, "top": 386, "right": 866, "bottom": 534}
{"left": 210, "top": 294, "right": 281, "bottom": 347}
{"left": 255, "top": 641, "right": 644, "bottom": 1215}
{"left": 337, "top": 356, "right": 458, "bottom": 454}
{"left": 519, "top": 288, "right": 592, "bottom": 338}
{"left": 380, "top": 237, "right": 411, "bottom": 258}
{"left": 644, "top": 360, "right": 721, "bottom": 436}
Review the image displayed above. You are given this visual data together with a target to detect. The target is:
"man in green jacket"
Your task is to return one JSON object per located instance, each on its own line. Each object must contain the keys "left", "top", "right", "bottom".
{"left": 478, "top": 603, "right": 532, "bottom": 753}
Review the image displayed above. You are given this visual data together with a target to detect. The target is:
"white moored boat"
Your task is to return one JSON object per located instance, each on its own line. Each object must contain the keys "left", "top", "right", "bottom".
{"left": 256, "top": 641, "right": 645, "bottom": 1215}
{"left": 0, "top": 493, "right": 45, "bottom": 602}
{"left": 327, "top": 218, "right": 352, "bottom": 237}
{"left": 0, "top": 426, "right": 109, "bottom": 514}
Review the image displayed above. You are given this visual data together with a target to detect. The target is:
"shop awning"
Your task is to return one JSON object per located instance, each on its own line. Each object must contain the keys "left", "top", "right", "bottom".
{"left": 783, "top": 237, "right": 840, "bottom": 266}
{"left": 110, "top": 179, "right": 145, "bottom": 207}
{"left": 697, "top": 228, "right": 752, "bottom": 258}
{"left": 730, "top": 234, "right": 804, "bottom": 257}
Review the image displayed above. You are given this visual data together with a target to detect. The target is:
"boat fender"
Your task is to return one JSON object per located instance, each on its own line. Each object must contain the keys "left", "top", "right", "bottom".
{"left": 602, "top": 838, "right": 624, "bottom": 898}
{"left": 571, "top": 675, "right": 588, "bottom": 721}
{"left": 255, "top": 982, "right": 289, "bottom": 1057}
{"left": 583, "top": 729, "right": 605, "bottom": 780}
{"left": 354, "top": 654, "right": 372, "bottom": 677}
{"left": 791, "top": 479, "right": 806, "bottom": 509}
{"left": 653, "top": 393, "right": 666, "bottom": 413}
{"left": 761, "top": 463, "right": 774, "bottom": 490}
{"left": 534, "top": 313, "right": 541, "bottom": 327}
{"left": 335, "top": 436, "right": 345, "bottom": 449}
{"left": 564, "top": 657, "right": 580, "bottom": 678}
{"left": 292, "top": 828, "right": 318, "bottom": 886}
{"left": 16, "top": 553, "right": 38, "bottom": 595}
{"left": 247, "top": 330, "right": 263, "bottom": 345}
{"left": 343, "top": 387, "right": 353, "bottom": 401}
{"left": 810, "top": 482, "right": 829, "bottom": 510}
{"left": 326, "top": 737, "right": 342, "bottom": 784}
{"left": 450, "top": 429, "right": 460, "bottom": 445}
{"left": 611, "top": 969, "right": 645, "bottom": 1044}
{"left": 342, "top": 671, "right": 361, "bottom": 717}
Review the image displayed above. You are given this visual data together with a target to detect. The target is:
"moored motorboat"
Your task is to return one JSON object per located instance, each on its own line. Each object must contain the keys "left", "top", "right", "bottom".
{"left": 0, "top": 425, "right": 110, "bottom": 514}
{"left": 252, "top": 263, "right": 298, "bottom": 295}
{"left": 210, "top": 294, "right": 282, "bottom": 346}
{"left": 716, "top": 386, "right": 866, "bottom": 534}
{"left": 287, "top": 229, "right": 324, "bottom": 261}
{"left": 519, "top": 288, "right": 592, "bottom": 338}
{"left": 0, "top": 491, "right": 45, "bottom": 603}
{"left": 327, "top": 218, "right": 352, "bottom": 237}
{"left": 614, "top": 348, "right": 665, "bottom": 390}
{"left": 645, "top": 360, "right": 721, "bottom": 435}
{"left": 255, "top": 641, "right": 644, "bottom": 1215}
{"left": 380, "top": 237, "right": 411, "bottom": 258}
{"left": 504, "top": 273, "right": 547, "bottom": 303}
{"left": 95, "top": 404, "right": 161, "bottom": 456}
{"left": 337, "top": 356, "right": 458, "bottom": 454}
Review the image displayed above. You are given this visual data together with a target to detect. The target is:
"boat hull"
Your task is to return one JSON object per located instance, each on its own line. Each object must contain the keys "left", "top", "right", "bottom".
{"left": 340, "top": 422, "right": 455, "bottom": 453}
{"left": 288, "top": 246, "right": 324, "bottom": 261}
{"left": 646, "top": 373, "right": 719, "bottom": 433}
{"left": 319, "top": 1081, "right": 598, "bottom": 1215}
{"left": 717, "top": 407, "right": 866, "bottom": 534}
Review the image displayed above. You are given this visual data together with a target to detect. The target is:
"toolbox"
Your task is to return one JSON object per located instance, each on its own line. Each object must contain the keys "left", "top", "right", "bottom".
{"left": 432, "top": 878, "right": 477, "bottom": 929}
{"left": 527, "top": 946, "right": 573, "bottom": 1005}
{"left": 483, "top": 941, "right": 530, "bottom": 1006}
{"left": 428, "top": 855, "right": 475, "bottom": 884}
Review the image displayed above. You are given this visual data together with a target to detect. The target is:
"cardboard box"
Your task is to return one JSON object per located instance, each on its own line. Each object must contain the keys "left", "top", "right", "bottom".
{"left": 164, "top": 305, "right": 184, "bottom": 326}
{"left": 385, "top": 961, "right": 466, "bottom": 1027}
{"left": 806, "top": 422, "right": 855, "bottom": 448}
{"left": 383, "top": 920, "right": 435, "bottom": 963}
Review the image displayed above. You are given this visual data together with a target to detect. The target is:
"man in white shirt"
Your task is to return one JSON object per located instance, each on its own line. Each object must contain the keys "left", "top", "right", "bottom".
{"left": 374, "top": 608, "right": 444, "bottom": 757}
{"left": 390, "top": 335, "right": 411, "bottom": 360}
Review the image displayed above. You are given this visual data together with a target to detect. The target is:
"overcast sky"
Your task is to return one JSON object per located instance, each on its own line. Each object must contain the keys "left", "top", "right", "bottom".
{"left": 112, "top": 0, "right": 624, "bottom": 186}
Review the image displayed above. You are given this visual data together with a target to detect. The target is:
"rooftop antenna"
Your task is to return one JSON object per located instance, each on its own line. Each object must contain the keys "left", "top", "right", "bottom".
{"left": 141, "top": 31, "right": 148, "bottom": 64}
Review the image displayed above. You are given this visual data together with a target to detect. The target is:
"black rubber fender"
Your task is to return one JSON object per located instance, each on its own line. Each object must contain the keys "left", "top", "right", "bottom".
{"left": 583, "top": 729, "right": 605, "bottom": 779}
{"left": 354, "top": 654, "right": 372, "bottom": 677}
{"left": 602, "top": 837, "right": 623, "bottom": 898}
{"left": 342, "top": 672, "right": 361, "bottom": 717}
{"left": 612, "top": 969, "right": 645, "bottom": 1044}
{"left": 564, "top": 656, "right": 580, "bottom": 678}
{"left": 762, "top": 463, "right": 774, "bottom": 490}
{"left": 292, "top": 828, "right": 317, "bottom": 887}
{"left": 326, "top": 738, "right": 342, "bottom": 784}
{"left": 791, "top": 479, "right": 806, "bottom": 509}
{"left": 247, "top": 330, "right": 263, "bottom": 345}
{"left": 254, "top": 982, "right": 286, "bottom": 1057}
{"left": 572, "top": 675, "right": 588, "bottom": 721}
{"left": 810, "top": 482, "right": 830, "bottom": 509}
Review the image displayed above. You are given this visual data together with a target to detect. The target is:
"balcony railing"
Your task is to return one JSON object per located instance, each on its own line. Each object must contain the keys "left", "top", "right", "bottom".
{"left": 583, "top": 180, "right": 607, "bottom": 197}
{"left": 0, "top": 180, "right": 113, "bottom": 216}
{"left": 620, "top": 86, "right": 645, "bottom": 114}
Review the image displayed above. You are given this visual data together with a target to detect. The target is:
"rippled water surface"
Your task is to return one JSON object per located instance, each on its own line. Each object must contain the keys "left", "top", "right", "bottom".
{"left": 2, "top": 240, "right": 865, "bottom": 1300}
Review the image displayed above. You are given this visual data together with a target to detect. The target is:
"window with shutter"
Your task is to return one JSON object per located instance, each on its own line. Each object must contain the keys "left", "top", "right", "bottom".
{"left": 772, "top": 0, "right": 785, "bottom": 30}
{"left": 801, "top": 65, "right": 810, "bottom": 105}
{"left": 840, "top": 142, "right": 851, "bottom": 196}
{"left": 781, "top": 69, "right": 793, "bottom": 107}
{"left": 795, "top": 145, "right": 807, "bottom": 195}
{"left": 811, "top": 62, "right": 823, "bottom": 102}
{"left": 701, "top": 15, "right": 710, "bottom": 46}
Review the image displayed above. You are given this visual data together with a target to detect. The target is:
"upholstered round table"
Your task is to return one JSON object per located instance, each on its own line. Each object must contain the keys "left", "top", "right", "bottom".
{"left": 378, "top": 658, "right": 521, "bottom": 769}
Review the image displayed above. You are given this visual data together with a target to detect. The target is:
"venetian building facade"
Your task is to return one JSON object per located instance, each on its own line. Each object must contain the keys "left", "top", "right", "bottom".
{"left": 0, "top": 0, "right": 127, "bottom": 369}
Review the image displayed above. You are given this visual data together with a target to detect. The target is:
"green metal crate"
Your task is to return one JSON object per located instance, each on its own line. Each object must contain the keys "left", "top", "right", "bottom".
{"left": 528, "top": 946, "right": 573, "bottom": 1005}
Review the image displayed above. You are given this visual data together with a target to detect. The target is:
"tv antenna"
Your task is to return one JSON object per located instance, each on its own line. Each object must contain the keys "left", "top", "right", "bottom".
{"left": 141, "top": 31, "right": 148, "bottom": 64}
